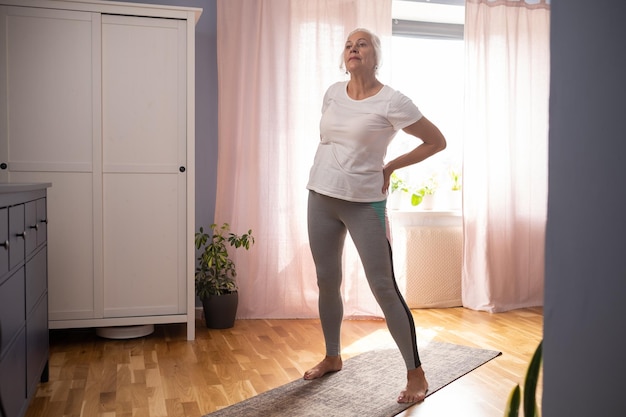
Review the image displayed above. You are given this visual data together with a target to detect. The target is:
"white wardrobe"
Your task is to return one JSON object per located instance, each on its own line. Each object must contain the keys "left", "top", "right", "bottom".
{"left": 0, "top": 0, "right": 200, "bottom": 339}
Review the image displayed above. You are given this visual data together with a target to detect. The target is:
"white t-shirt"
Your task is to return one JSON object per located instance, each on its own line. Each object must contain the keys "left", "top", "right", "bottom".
{"left": 306, "top": 81, "right": 423, "bottom": 202}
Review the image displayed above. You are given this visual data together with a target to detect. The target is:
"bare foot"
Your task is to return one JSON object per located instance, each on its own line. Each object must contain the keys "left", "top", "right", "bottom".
{"left": 397, "top": 366, "right": 428, "bottom": 403}
{"left": 303, "top": 355, "right": 343, "bottom": 380}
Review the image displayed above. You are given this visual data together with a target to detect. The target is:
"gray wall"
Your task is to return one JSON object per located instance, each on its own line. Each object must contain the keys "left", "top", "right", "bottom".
{"left": 545, "top": 1, "right": 626, "bottom": 415}
{"left": 109, "top": 0, "right": 218, "bottom": 232}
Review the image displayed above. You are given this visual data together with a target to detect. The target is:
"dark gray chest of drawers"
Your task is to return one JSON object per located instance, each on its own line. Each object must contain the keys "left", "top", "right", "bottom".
{"left": 0, "top": 183, "right": 50, "bottom": 417}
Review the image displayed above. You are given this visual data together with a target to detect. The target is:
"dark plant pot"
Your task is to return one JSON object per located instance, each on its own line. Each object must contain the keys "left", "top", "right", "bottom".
{"left": 201, "top": 292, "right": 238, "bottom": 329}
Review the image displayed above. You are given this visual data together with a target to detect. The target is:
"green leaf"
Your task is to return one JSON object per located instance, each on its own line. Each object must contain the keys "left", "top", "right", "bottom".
{"left": 523, "top": 341, "right": 543, "bottom": 417}
{"left": 504, "top": 385, "right": 521, "bottom": 417}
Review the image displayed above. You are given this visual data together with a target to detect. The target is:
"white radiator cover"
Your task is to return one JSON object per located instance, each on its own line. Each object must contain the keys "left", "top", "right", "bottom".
{"left": 390, "top": 211, "right": 462, "bottom": 308}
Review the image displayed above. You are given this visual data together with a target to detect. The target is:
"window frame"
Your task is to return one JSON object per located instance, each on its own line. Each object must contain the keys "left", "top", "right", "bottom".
{"left": 387, "top": 0, "right": 465, "bottom": 210}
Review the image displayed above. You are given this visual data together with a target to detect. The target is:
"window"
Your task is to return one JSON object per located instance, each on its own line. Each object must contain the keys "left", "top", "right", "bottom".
{"left": 387, "top": 0, "right": 464, "bottom": 209}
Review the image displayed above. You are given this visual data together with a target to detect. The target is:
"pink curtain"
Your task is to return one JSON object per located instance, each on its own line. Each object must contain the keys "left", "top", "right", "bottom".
{"left": 215, "top": 0, "right": 392, "bottom": 318}
{"left": 462, "top": 0, "right": 550, "bottom": 312}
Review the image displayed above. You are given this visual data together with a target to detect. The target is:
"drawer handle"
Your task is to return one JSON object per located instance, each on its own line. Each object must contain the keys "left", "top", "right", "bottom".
{"left": 0, "top": 240, "right": 8, "bottom": 249}
{"left": 16, "top": 231, "right": 26, "bottom": 238}
{"left": 30, "top": 223, "right": 39, "bottom": 231}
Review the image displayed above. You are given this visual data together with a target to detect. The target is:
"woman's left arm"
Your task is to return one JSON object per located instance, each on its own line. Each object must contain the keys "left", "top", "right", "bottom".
{"left": 382, "top": 116, "right": 447, "bottom": 193}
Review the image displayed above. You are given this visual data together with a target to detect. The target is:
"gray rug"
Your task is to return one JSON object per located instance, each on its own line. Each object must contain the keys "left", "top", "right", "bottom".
{"left": 204, "top": 341, "right": 501, "bottom": 417}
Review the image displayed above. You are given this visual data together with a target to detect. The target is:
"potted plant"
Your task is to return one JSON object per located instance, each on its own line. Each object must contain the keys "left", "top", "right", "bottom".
{"left": 417, "top": 174, "right": 438, "bottom": 209}
{"left": 388, "top": 172, "right": 409, "bottom": 210}
{"left": 449, "top": 167, "right": 462, "bottom": 192}
{"left": 446, "top": 167, "right": 462, "bottom": 210}
{"left": 195, "top": 222, "right": 254, "bottom": 329}
{"left": 389, "top": 172, "right": 426, "bottom": 209}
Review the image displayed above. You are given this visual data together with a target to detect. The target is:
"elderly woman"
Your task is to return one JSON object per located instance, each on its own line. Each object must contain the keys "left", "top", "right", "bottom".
{"left": 304, "top": 28, "right": 447, "bottom": 403}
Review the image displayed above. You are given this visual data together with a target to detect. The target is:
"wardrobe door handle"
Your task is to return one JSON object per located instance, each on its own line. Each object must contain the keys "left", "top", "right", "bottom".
{"left": 30, "top": 223, "right": 39, "bottom": 231}
{"left": 16, "top": 231, "right": 26, "bottom": 238}
{"left": 0, "top": 240, "right": 8, "bottom": 249}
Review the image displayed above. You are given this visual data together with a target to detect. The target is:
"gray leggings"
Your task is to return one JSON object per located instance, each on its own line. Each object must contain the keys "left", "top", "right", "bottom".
{"left": 307, "top": 191, "right": 421, "bottom": 370}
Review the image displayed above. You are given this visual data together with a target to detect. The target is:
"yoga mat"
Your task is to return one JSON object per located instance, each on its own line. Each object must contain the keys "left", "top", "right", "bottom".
{"left": 204, "top": 341, "right": 502, "bottom": 417}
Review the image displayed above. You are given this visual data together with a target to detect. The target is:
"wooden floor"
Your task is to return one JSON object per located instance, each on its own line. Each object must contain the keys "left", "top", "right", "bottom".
{"left": 25, "top": 307, "right": 543, "bottom": 417}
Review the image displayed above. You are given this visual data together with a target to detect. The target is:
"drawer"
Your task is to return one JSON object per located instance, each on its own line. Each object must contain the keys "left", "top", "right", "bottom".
{"left": 26, "top": 296, "right": 49, "bottom": 397}
{"left": 0, "top": 207, "right": 7, "bottom": 277}
{"left": 0, "top": 267, "right": 25, "bottom": 357}
{"left": 36, "top": 198, "right": 48, "bottom": 247}
{"left": 9, "top": 204, "right": 25, "bottom": 270}
{"left": 0, "top": 328, "right": 27, "bottom": 417}
{"left": 26, "top": 247, "right": 47, "bottom": 314}
{"left": 25, "top": 200, "right": 37, "bottom": 256}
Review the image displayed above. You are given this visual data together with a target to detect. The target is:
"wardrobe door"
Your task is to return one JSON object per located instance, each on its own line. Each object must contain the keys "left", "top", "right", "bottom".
{"left": 0, "top": 6, "right": 99, "bottom": 321}
{"left": 101, "top": 14, "right": 187, "bottom": 317}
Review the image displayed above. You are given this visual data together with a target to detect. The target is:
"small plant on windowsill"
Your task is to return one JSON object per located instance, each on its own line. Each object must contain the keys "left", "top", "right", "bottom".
{"left": 449, "top": 167, "right": 462, "bottom": 191}
{"left": 415, "top": 174, "right": 438, "bottom": 209}
{"left": 390, "top": 172, "right": 409, "bottom": 194}
{"left": 444, "top": 167, "right": 463, "bottom": 210}
{"left": 195, "top": 222, "right": 254, "bottom": 328}
{"left": 388, "top": 172, "right": 410, "bottom": 209}
{"left": 420, "top": 175, "right": 438, "bottom": 196}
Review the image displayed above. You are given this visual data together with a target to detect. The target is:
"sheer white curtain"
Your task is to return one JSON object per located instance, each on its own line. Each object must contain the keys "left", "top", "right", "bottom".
{"left": 462, "top": 0, "right": 550, "bottom": 312}
{"left": 215, "top": 0, "right": 392, "bottom": 318}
